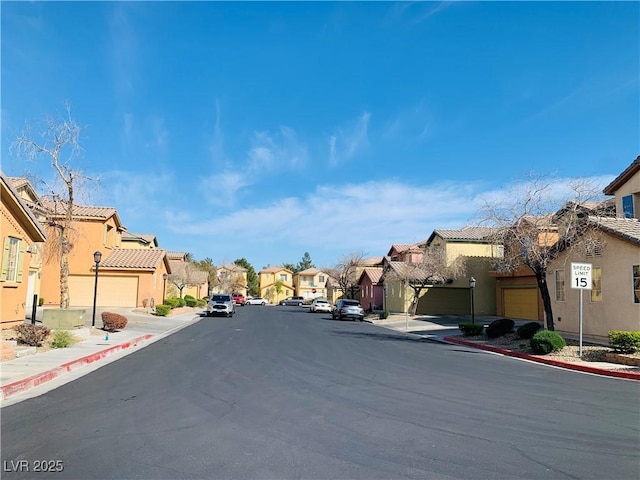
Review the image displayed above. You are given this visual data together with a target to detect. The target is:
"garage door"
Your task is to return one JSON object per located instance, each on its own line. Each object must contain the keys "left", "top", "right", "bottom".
{"left": 503, "top": 288, "right": 539, "bottom": 321}
{"left": 416, "top": 287, "right": 470, "bottom": 315}
{"left": 68, "top": 275, "right": 139, "bottom": 307}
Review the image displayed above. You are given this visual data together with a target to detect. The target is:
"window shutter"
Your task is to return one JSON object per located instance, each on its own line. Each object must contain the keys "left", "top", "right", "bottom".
{"left": 16, "top": 241, "right": 25, "bottom": 283}
{"left": 1, "top": 238, "right": 10, "bottom": 281}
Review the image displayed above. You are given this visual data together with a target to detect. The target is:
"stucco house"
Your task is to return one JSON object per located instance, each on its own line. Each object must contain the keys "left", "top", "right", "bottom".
{"left": 382, "top": 227, "right": 500, "bottom": 315}
{"left": 546, "top": 157, "right": 640, "bottom": 340}
{"left": 6, "top": 177, "right": 48, "bottom": 317}
{"left": 210, "top": 263, "right": 247, "bottom": 297}
{"left": 1, "top": 173, "right": 47, "bottom": 328}
{"left": 293, "top": 268, "right": 328, "bottom": 299}
{"left": 259, "top": 266, "right": 294, "bottom": 304}
{"left": 358, "top": 267, "right": 384, "bottom": 311}
{"left": 38, "top": 200, "right": 170, "bottom": 308}
{"left": 167, "top": 258, "right": 210, "bottom": 300}
{"left": 121, "top": 231, "right": 159, "bottom": 249}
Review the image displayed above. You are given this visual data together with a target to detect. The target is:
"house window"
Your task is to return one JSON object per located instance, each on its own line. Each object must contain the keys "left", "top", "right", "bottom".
{"left": 555, "top": 270, "right": 565, "bottom": 302}
{"left": 279, "top": 274, "right": 288, "bottom": 282}
{"left": 586, "top": 242, "right": 602, "bottom": 257}
{"left": 590, "top": 267, "right": 602, "bottom": 303}
{"left": 633, "top": 265, "right": 640, "bottom": 304}
{"left": 1, "top": 237, "right": 22, "bottom": 282}
{"left": 319, "top": 275, "right": 325, "bottom": 283}
{"left": 622, "top": 195, "right": 634, "bottom": 219}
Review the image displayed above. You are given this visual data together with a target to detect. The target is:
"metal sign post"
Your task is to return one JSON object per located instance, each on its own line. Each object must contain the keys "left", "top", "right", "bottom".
{"left": 570, "top": 263, "right": 592, "bottom": 357}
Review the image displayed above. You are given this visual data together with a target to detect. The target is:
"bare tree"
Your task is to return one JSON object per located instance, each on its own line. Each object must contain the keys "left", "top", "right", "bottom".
{"left": 12, "top": 105, "right": 92, "bottom": 309}
{"left": 478, "top": 174, "right": 608, "bottom": 331}
{"left": 384, "top": 246, "right": 467, "bottom": 315}
{"left": 326, "top": 252, "right": 366, "bottom": 299}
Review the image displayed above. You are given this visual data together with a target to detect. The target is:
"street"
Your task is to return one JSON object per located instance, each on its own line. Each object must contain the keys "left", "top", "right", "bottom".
{"left": 2, "top": 306, "right": 639, "bottom": 479}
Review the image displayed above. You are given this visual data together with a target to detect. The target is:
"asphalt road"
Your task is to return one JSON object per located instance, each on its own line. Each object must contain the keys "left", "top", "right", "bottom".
{"left": 2, "top": 306, "right": 639, "bottom": 479}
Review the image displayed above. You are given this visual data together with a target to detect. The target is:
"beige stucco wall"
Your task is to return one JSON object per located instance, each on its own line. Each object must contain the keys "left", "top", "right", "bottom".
{"left": 259, "top": 269, "right": 294, "bottom": 304}
{"left": 294, "top": 271, "right": 328, "bottom": 299}
{"left": 547, "top": 232, "right": 640, "bottom": 340}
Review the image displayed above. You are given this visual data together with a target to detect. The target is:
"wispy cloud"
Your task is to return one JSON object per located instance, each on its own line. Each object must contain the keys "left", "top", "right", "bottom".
{"left": 382, "top": 99, "right": 433, "bottom": 142}
{"left": 147, "top": 116, "right": 168, "bottom": 152}
{"left": 107, "top": 4, "right": 137, "bottom": 103}
{"left": 248, "top": 127, "right": 308, "bottom": 171}
{"left": 387, "top": 1, "right": 456, "bottom": 25}
{"left": 329, "top": 112, "right": 370, "bottom": 166}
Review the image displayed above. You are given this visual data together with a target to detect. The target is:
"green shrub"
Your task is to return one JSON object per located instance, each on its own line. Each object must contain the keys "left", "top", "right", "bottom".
{"left": 196, "top": 299, "right": 206, "bottom": 307}
{"left": 517, "top": 322, "right": 543, "bottom": 340}
{"left": 38, "top": 297, "right": 45, "bottom": 306}
{"left": 530, "top": 330, "right": 566, "bottom": 354}
{"left": 101, "top": 312, "right": 128, "bottom": 332}
{"left": 608, "top": 331, "right": 640, "bottom": 354}
{"left": 15, "top": 324, "right": 50, "bottom": 347}
{"left": 163, "top": 297, "right": 181, "bottom": 308}
{"left": 177, "top": 297, "right": 187, "bottom": 307}
{"left": 184, "top": 294, "right": 195, "bottom": 301}
{"left": 185, "top": 297, "right": 197, "bottom": 307}
{"left": 51, "top": 330, "right": 76, "bottom": 349}
{"left": 379, "top": 310, "right": 390, "bottom": 320}
{"left": 486, "top": 318, "right": 515, "bottom": 339}
{"left": 154, "top": 304, "right": 171, "bottom": 316}
{"left": 458, "top": 322, "right": 484, "bottom": 336}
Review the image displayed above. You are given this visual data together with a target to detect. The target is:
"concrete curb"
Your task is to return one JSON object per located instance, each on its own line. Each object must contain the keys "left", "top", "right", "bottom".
{"left": 0, "top": 334, "right": 154, "bottom": 401}
{"left": 443, "top": 336, "right": 640, "bottom": 381}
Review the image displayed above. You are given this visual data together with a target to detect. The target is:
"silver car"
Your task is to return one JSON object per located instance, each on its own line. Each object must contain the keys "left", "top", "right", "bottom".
{"left": 207, "top": 294, "right": 235, "bottom": 317}
{"left": 332, "top": 299, "right": 364, "bottom": 321}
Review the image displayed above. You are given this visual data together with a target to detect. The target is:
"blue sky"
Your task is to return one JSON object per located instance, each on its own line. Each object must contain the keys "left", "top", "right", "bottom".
{"left": 2, "top": 1, "right": 638, "bottom": 271}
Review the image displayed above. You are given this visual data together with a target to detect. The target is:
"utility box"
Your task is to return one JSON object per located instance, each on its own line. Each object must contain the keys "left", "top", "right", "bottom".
{"left": 42, "top": 309, "right": 86, "bottom": 329}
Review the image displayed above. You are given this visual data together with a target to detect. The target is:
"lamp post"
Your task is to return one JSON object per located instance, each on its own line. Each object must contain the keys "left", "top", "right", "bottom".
{"left": 162, "top": 273, "right": 168, "bottom": 303}
{"left": 469, "top": 277, "right": 476, "bottom": 324}
{"left": 92, "top": 251, "right": 102, "bottom": 327}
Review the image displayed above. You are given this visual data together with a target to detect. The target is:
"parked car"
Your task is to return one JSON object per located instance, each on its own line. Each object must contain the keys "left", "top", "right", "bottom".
{"left": 279, "top": 296, "right": 305, "bottom": 306}
{"left": 232, "top": 293, "right": 246, "bottom": 306}
{"left": 332, "top": 299, "right": 364, "bottom": 321}
{"left": 309, "top": 298, "right": 332, "bottom": 313}
{"left": 206, "top": 293, "right": 235, "bottom": 317}
{"left": 246, "top": 297, "right": 268, "bottom": 305}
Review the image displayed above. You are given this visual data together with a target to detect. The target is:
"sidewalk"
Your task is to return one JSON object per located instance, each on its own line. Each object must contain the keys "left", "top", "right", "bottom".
{"left": 368, "top": 313, "right": 640, "bottom": 381}
{"left": 1, "top": 307, "right": 203, "bottom": 405}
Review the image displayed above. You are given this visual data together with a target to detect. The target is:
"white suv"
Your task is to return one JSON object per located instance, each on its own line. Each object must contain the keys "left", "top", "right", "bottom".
{"left": 207, "top": 294, "right": 235, "bottom": 317}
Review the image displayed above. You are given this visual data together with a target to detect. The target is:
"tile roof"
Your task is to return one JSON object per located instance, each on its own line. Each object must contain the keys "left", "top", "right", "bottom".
{"left": 428, "top": 226, "right": 499, "bottom": 243}
{"left": 221, "top": 263, "right": 247, "bottom": 272}
{"left": 100, "top": 248, "right": 168, "bottom": 270}
{"left": 260, "top": 265, "right": 291, "bottom": 273}
{"left": 359, "top": 267, "right": 383, "bottom": 284}
{"left": 603, "top": 156, "right": 640, "bottom": 195}
{"left": 360, "top": 256, "right": 384, "bottom": 266}
{"left": 121, "top": 232, "right": 158, "bottom": 246}
{"left": 166, "top": 251, "right": 186, "bottom": 260}
{"left": 297, "top": 268, "right": 322, "bottom": 275}
{"left": 588, "top": 216, "right": 640, "bottom": 245}
{"left": 1, "top": 172, "right": 47, "bottom": 241}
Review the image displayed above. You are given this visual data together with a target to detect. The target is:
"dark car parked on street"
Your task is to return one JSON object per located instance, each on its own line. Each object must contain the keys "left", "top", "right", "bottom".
{"left": 279, "top": 296, "right": 305, "bottom": 306}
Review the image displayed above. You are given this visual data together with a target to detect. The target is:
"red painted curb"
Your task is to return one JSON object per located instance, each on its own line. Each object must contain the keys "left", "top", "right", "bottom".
{"left": 443, "top": 336, "right": 640, "bottom": 380}
{"left": 1, "top": 334, "right": 154, "bottom": 401}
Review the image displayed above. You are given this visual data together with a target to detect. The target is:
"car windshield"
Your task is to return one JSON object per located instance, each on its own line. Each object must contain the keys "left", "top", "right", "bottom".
{"left": 343, "top": 300, "right": 360, "bottom": 306}
{"left": 315, "top": 300, "right": 328, "bottom": 304}
{"left": 212, "top": 295, "right": 230, "bottom": 301}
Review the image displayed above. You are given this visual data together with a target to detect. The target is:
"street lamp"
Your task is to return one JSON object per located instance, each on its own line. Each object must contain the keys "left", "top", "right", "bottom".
{"left": 92, "top": 251, "right": 102, "bottom": 327}
{"left": 469, "top": 277, "right": 476, "bottom": 324}
{"left": 162, "top": 273, "right": 168, "bottom": 303}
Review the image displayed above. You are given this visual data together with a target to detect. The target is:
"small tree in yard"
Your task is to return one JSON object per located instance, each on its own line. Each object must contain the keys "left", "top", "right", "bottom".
{"left": 326, "top": 252, "right": 366, "bottom": 299}
{"left": 12, "top": 105, "right": 93, "bottom": 309}
{"left": 478, "top": 174, "right": 609, "bottom": 331}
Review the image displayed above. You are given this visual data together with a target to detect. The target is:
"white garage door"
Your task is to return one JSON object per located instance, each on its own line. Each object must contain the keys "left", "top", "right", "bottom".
{"left": 68, "top": 275, "right": 139, "bottom": 307}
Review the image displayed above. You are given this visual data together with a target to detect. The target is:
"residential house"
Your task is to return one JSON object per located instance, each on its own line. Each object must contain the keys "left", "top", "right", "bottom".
{"left": 7, "top": 177, "right": 48, "bottom": 316}
{"left": 358, "top": 267, "right": 384, "bottom": 311}
{"left": 326, "top": 256, "right": 383, "bottom": 304}
{"left": 546, "top": 157, "right": 640, "bottom": 340}
{"left": 167, "top": 257, "right": 210, "bottom": 300}
{"left": 387, "top": 244, "right": 423, "bottom": 263}
{"left": 38, "top": 200, "right": 170, "bottom": 308}
{"left": 259, "top": 266, "right": 294, "bottom": 304}
{"left": 293, "top": 268, "right": 329, "bottom": 299}
{"left": 210, "top": 263, "right": 248, "bottom": 297}
{"left": 1, "top": 173, "right": 47, "bottom": 328}
{"left": 382, "top": 227, "right": 500, "bottom": 315}
{"left": 121, "top": 232, "right": 159, "bottom": 249}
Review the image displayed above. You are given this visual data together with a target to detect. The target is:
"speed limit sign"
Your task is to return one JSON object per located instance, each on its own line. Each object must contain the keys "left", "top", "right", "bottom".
{"left": 570, "top": 263, "right": 592, "bottom": 290}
